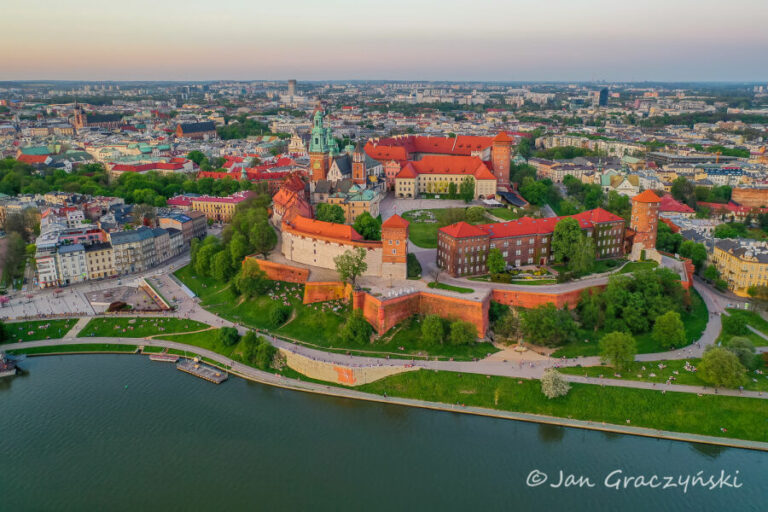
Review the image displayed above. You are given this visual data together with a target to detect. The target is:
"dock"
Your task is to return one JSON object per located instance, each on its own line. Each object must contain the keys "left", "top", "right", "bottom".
{"left": 176, "top": 359, "right": 228, "bottom": 384}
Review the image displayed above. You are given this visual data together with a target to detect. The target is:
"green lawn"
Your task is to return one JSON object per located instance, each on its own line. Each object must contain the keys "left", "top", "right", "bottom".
{"left": 559, "top": 358, "right": 768, "bottom": 392}
{"left": 79, "top": 317, "right": 210, "bottom": 338}
{"left": 376, "top": 316, "right": 498, "bottom": 360}
{"left": 619, "top": 261, "right": 659, "bottom": 274}
{"left": 427, "top": 282, "right": 474, "bottom": 294}
{"left": 157, "top": 330, "right": 234, "bottom": 355}
{"left": 402, "top": 208, "right": 486, "bottom": 249}
{"left": 726, "top": 308, "right": 768, "bottom": 337}
{"left": 7, "top": 344, "right": 137, "bottom": 355}
{"left": 358, "top": 370, "right": 768, "bottom": 443}
{"left": 2, "top": 319, "right": 77, "bottom": 343}
{"left": 551, "top": 289, "right": 709, "bottom": 358}
{"left": 486, "top": 208, "right": 523, "bottom": 221}
{"left": 552, "top": 258, "right": 627, "bottom": 277}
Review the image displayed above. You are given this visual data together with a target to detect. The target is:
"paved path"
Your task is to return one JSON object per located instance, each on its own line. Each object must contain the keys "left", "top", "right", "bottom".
{"left": 65, "top": 317, "right": 91, "bottom": 338}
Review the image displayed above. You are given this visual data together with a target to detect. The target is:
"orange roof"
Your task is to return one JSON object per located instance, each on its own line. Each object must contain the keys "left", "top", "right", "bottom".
{"left": 439, "top": 221, "right": 487, "bottom": 238}
{"left": 288, "top": 215, "right": 363, "bottom": 242}
{"left": 409, "top": 155, "right": 489, "bottom": 176}
{"left": 632, "top": 190, "right": 661, "bottom": 203}
{"left": 473, "top": 164, "right": 496, "bottom": 181}
{"left": 492, "top": 131, "right": 513, "bottom": 143}
{"left": 396, "top": 162, "right": 418, "bottom": 179}
{"left": 382, "top": 214, "right": 409, "bottom": 229}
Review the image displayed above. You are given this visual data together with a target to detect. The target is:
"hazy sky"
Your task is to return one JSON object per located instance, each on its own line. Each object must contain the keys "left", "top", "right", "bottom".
{"left": 2, "top": 0, "right": 767, "bottom": 81}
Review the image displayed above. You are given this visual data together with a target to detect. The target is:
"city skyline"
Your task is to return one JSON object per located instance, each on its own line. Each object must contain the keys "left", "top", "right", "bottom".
{"left": 2, "top": 0, "right": 767, "bottom": 82}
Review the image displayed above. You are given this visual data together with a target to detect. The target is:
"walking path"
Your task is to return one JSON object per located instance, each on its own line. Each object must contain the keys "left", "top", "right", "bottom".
{"left": 7, "top": 336, "right": 768, "bottom": 452}
{"left": 65, "top": 317, "right": 91, "bottom": 338}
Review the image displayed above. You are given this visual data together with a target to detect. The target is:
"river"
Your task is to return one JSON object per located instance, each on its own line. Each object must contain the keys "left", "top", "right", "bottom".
{"left": 0, "top": 354, "right": 765, "bottom": 511}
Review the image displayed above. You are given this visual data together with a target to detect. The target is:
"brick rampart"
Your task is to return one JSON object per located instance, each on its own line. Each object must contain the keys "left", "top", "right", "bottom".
{"left": 245, "top": 257, "right": 309, "bottom": 283}
{"left": 733, "top": 188, "right": 768, "bottom": 208}
{"left": 303, "top": 281, "right": 353, "bottom": 304}
{"left": 490, "top": 286, "right": 605, "bottom": 309}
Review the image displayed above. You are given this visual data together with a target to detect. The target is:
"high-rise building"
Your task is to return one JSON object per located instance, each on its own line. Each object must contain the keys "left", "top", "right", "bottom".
{"left": 288, "top": 79, "right": 297, "bottom": 97}
{"left": 599, "top": 87, "right": 608, "bottom": 106}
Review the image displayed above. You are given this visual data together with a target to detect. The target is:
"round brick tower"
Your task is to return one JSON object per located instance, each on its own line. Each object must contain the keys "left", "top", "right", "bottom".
{"left": 630, "top": 189, "right": 660, "bottom": 252}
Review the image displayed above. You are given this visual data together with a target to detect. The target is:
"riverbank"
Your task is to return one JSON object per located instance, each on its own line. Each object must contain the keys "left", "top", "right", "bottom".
{"left": 5, "top": 338, "right": 768, "bottom": 452}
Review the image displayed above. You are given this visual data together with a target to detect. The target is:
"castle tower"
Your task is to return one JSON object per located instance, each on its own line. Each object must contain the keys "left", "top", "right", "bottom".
{"left": 352, "top": 142, "right": 366, "bottom": 185}
{"left": 629, "top": 190, "right": 661, "bottom": 262}
{"left": 380, "top": 214, "right": 409, "bottom": 280}
{"left": 491, "top": 132, "right": 513, "bottom": 186}
{"left": 309, "top": 110, "right": 330, "bottom": 181}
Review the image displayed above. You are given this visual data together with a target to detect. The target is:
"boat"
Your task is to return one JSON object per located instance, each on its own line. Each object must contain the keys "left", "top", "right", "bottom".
{"left": 0, "top": 352, "right": 17, "bottom": 378}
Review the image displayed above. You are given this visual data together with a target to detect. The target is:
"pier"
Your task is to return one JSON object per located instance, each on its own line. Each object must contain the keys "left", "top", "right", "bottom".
{"left": 176, "top": 359, "right": 228, "bottom": 384}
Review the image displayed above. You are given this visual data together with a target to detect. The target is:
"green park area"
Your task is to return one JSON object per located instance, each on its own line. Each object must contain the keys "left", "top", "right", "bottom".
{"left": 723, "top": 308, "right": 768, "bottom": 347}
{"left": 358, "top": 370, "right": 768, "bottom": 442}
{"left": 559, "top": 358, "right": 768, "bottom": 392}
{"left": 401, "top": 207, "right": 496, "bottom": 248}
{"left": 1, "top": 319, "right": 77, "bottom": 343}
{"left": 79, "top": 317, "right": 210, "bottom": 338}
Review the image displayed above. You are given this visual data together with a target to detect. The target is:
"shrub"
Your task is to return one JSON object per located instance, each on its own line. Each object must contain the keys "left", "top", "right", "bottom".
{"left": 269, "top": 304, "right": 291, "bottom": 327}
{"left": 541, "top": 369, "right": 571, "bottom": 399}
{"left": 448, "top": 320, "right": 477, "bottom": 346}
{"left": 217, "top": 327, "right": 241, "bottom": 347}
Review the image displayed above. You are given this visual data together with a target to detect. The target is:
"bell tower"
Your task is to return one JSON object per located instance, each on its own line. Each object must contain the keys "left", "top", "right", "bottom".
{"left": 352, "top": 142, "right": 366, "bottom": 185}
{"left": 491, "top": 132, "right": 513, "bottom": 186}
{"left": 309, "top": 109, "right": 330, "bottom": 182}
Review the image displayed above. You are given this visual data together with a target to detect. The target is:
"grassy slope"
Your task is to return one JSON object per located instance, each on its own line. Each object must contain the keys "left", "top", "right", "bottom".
{"left": 358, "top": 370, "right": 768, "bottom": 443}
{"left": 427, "top": 282, "right": 474, "bottom": 293}
{"left": 2, "top": 319, "right": 77, "bottom": 343}
{"left": 79, "top": 317, "right": 210, "bottom": 338}
{"left": 8, "top": 344, "right": 137, "bottom": 355}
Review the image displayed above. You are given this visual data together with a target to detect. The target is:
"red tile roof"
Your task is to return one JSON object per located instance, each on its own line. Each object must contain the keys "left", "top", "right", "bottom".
{"left": 408, "top": 155, "right": 493, "bottom": 178}
{"left": 571, "top": 207, "right": 624, "bottom": 224}
{"left": 382, "top": 214, "right": 409, "bottom": 229}
{"left": 287, "top": 215, "right": 364, "bottom": 241}
{"left": 439, "top": 222, "right": 487, "bottom": 238}
{"left": 18, "top": 154, "right": 49, "bottom": 164}
{"left": 659, "top": 194, "right": 694, "bottom": 214}
{"left": 492, "top": 131, "right": 514, "bottom": 143}
{"left": 396, "top": 162, "right": 418, "bottom": 179}
{"left": 632, "top": 190, "right": 661, "bottom": 203}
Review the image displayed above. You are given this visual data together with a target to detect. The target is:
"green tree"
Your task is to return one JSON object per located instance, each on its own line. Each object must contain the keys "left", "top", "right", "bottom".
{"left": 459, "top": 176, "right": 475, "bottom": 203}
{"left": 652, "top": 310, "right": 686, "bottom": 348}
{"left": 421, "top": 315, "right": 445, "bottom": 346}
{"left": 551, "top": 217, "right": 582, "bottom": 266}
{"left": 698, "top": 347, "right": 747, "bottom": 388}
{"left": 721, "top": 314, "right": 748, "bottom": 336}
{"left": 211, "top": 249, "right": 235, "bottom": 282}
{"left": 352, "top": 212, "right": 381, "bottom": 240}
{"left": 447, "top": 181, "right": 457, "bottom": 199}
{"left": 569, "top": 235, "right": 595, "bottom": 276}
{"left": 216, "top": 327, "right": 241, "bottom": 347}
{"left": 315, "top": 203, "right": 346, "bottom": 224}
{"left": 228, "top": 232, "right": 252, "bottom": 266}
{"left": 703, "top": 265, "right": 720, "bottom": 282}
{"left": 448, "top": 320, "right": 476, "bottom": 345}
{"left": 269, "top": 304, "right": 291, "bottom": 327}
{"left": 520, "top": 304, "right": 578, "bottom": 347}
{"left": 493, "top": 311, "right": 520, "bottom": 343}
{"left": 725, "top": 336, "right": 759, "bottom": 370}
{"left": 186, "top": 150, "right": 207, "bottom": 165}
{"left": 599, "top": 331, "right": 637, "bottom": 371}
{"left": 241, "top": 332, "right": 276, "bottom": 370}
{"left": 655, "top": 222, "right": 683, "bottom": 253}
{"left": 678, "top": 240, "right": 707, "bottom": 271}
{"left": 487, "top": 248, "right": 506, "bottom": 274}
{"left": 234, "top": 259, "right": 273, "bottom": 298}
{"left": 466, "top": 206, "right": 485, "bottom": 222}
{"left": 194, "top": 238, "right": 221, "bottom": 277}
{"left": 671, "top": 177, "right": 696, "bottom": 207}
{"left": 540, "top": 369, "right": 571, "bottom": 399}
{"left": 339, "top": 310, "right": 372, "bottom": 345}
{"left": 334, "top": 247, "right": 368, "bottom": 287}
{"left": 249, "top": 220, "right": 277, "bottom": 258}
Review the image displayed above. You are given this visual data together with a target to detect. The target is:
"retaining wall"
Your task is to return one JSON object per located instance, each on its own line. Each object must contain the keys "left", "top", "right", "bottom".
{"left": 245, "top": 257, "right": 309, "bottom": 283}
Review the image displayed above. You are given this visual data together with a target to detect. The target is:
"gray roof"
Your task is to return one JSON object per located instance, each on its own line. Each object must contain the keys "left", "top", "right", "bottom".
{"left": 110, "top": 227, "right": 154, "bottom": 245}
{"left": 85, "top": 242, "right": 112, "bottom": 252}
{"left": 331, "top": 154, "right": 352, "bottom": 176}
{"left": 59, "top": 243, "right": 85, "bottom": 254}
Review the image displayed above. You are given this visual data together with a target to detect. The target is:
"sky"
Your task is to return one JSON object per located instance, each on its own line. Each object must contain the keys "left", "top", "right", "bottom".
{"left": 2, "top": 0, "right": 767, "bottom": 82}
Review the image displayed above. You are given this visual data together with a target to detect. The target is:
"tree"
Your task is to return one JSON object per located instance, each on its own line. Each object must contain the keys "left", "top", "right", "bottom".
{"left": 216, "top": 327, "right": 241, "bottom": 347}
{"left": 241, "top": 332, "right": 276, "bottom": 370}
{"left": 569, "top": 236, "right": 595, "bottom": 276}
{"left": 466, "top": 206, "right": 485, "bottom": 222}
{"left": 678, "top": 240, "right": 707, "bottom": 271}
{"left": 725, "top": 336, "right": 759, "bottom": 370}
{"left": 487, "top": 248, "right": 506, "bottom": 274}
{"left": 334, "top": 247, "right": 368, "bottom": 287}
{"left": 520, "top": 304, "right": 578, "bottom": 347}
{"left": 493, "top": 311, "right": 520, "bottom": 343}
{"left": 187, "top": 150, "right": 207, "bottom": 165}
{"left": 131, "top": 203, "right": 156, "bottom": 226}
{"left": 577, "top": 289, "right": 605, "bottom": 331}
{"left": 703, "top": 264, "right": 720, "bottom": 282}
{"left": 551, "top": 218, "right": 582, "bottom": 266}
{"left": 352, "top": 212, "right": 381, "bottom": 241}
{"left": 269, "top": 304, "right": 291, "bottom": 327}
{"left": 228, "top": 232, "right": 251, "bottom": 266}
{"left": 315, "top": 203, "right": 346, "bottom": 224}
{"left": 249, "top": 220, "right": 277, "bottom": 258}
{"left": 421, "top": 315, "right": 445, "bottom": 346}
{"left": 699, "top": 347, "right": 747, "bottom": 388}
{"left": 459, "top": 176, "right": 475, "bottom": 203}
{"left": 194, "top": 239, "right": 221, "bottom": 277}
{"left": 211, "top": 249, "right": 235, "bottom": 282}
{"left": 671, "top": 177, "right": 696, "bottom": 207}
{"left": 656, "top": 222, "right": 683, "bottom": 254}
{"left": 721, "top": 314, "right": 748, "bottom": 336}
{"left": 652, "top": 311, "right": 686, "bottom": 348}
{"left": 448, "top": 320, "right": 476, "bottom": 345}
{"left": 540, "top": 369, "right": 571, "bottom": 399}
{"left": 599, "top": 331, "right": 637, "bottom": 372}
{"left": 339, "top": 310, "right": 372, "bottom": 345}
{"left": 447, "top": 181, "right": 457, "bottom": 199}
{"left": 234, "top": 259, "right": 273, "bottom": 298}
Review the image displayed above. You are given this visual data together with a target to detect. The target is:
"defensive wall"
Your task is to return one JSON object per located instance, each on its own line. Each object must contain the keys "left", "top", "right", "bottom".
{"left": 279, "top": 348, "right": 415, "bottom": 386}
{"left": 245, "top": 257, "right": 309, "bottom": 283}
{"left": 303, "top": 281, "right": 352, "bottom": 304}
{"left": 490, "top": 286, "right": 605, "bottom": 309}
{"left": 733, "top": 188, "right": 768, "bottom": 208}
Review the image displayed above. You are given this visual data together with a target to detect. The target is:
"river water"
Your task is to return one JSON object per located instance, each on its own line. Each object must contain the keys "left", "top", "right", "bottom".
{"left": 0, "top": 354, "right": 765, "bottom": 511}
